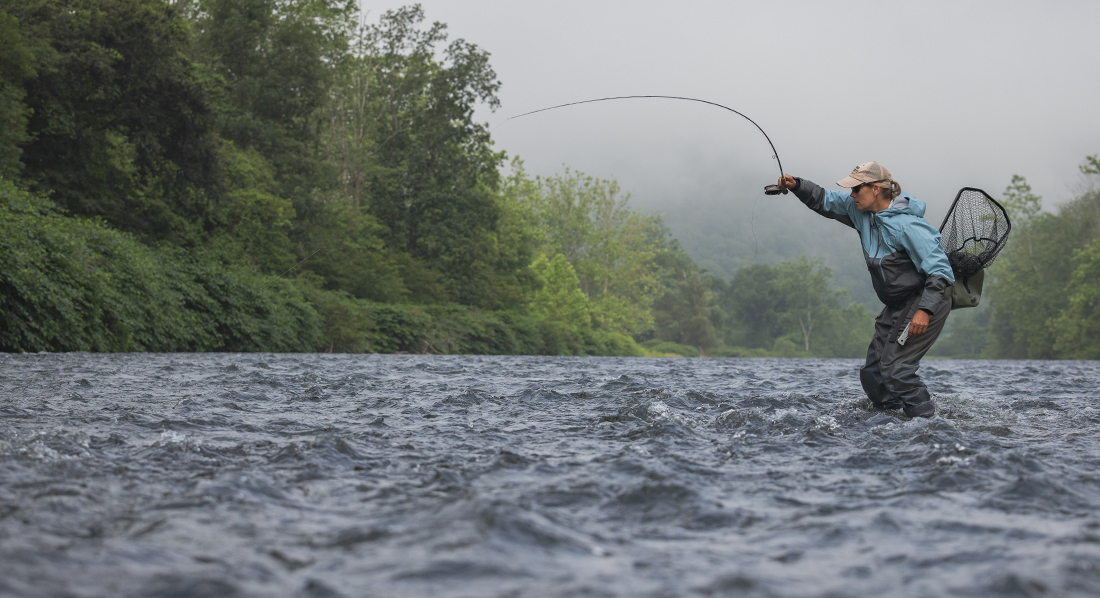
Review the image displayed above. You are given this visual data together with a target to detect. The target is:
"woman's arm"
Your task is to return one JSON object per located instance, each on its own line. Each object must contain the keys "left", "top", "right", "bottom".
{"left": 898, "top": 219, "right": 955, "bottom": 326}
{"left": 778, "top": 175, "right": 858, "bottom": 229}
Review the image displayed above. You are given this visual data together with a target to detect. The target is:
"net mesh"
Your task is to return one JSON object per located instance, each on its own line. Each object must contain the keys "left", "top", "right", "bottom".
{"left": 938, "top": 188, "right": 1012, "bottom": 279}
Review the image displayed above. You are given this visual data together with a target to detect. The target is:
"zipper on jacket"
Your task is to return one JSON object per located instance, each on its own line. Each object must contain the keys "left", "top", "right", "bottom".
{"left": 872, "top": 215, "right": 888, "bottom": 283}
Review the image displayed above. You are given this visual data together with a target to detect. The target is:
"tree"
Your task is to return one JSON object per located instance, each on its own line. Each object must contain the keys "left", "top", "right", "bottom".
{"left": 205, "top": 141, "right": 298, "bottom": 273}
{"left": 716, "top": 263, "right": 784, "bottom": 349}
{"left": 929, "top": 303, "right": 992, "bottom": 358}
{"left": 1079, "top": 155, "right": 1100, "bottom": 178}
{"left": 525, "top": 168, "right": 660, "bottom": 335}
{"left": 11, "top": 0, "right": 221, "bottom": 243}
{"left": 714, "top": 257, "right": 871, "bottom": 356}
{"left": 189, "top": 0, "right": 354, "bottom": 217}
{"left": 329, "top": 5, "right": 514, "bottom": 308}
{"left": 774, "top": 257, "right": 842, "bottom": 353}
{"left": 528, "top": 254, "right": 589, "bottom": 329}
{"left": 1001, "top": 174, "right": 1042, "bottom": 223}
{"left": 985, "top": 161, "right": 1100, "bottom": 358}
{"left": 0, "top": 5, "right": 52, "bottom": 179}
{"left": 1051, "top": 240, "right": 1100, "bottom": 359}
{"left": 650, "top": 234, "right": 719, "bottom": 351}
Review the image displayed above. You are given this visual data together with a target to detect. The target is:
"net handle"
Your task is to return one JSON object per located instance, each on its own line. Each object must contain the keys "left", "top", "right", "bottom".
{"left": 958, "top": 235, "right": 1006, "bottom": 246}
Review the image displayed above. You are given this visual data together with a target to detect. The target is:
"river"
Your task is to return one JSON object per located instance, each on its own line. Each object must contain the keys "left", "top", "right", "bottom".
{"left": 1, "top": 353, "right": 1098, "bottom": 597}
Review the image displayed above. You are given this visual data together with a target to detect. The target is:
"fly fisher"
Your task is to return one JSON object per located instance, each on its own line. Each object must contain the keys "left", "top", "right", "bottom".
{"left": 777, "top": 162, "right": 954, "bottom": 418}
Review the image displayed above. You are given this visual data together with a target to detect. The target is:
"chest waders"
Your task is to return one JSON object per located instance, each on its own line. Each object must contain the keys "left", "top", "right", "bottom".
{"left": 860, "top": 292, "right": 952, "bottom": 418}
{"left": 862, "top": 187, "right": 1012, "bottom": 418}
{"left": 859, "top": 216, "right": 951, "bottom": 419}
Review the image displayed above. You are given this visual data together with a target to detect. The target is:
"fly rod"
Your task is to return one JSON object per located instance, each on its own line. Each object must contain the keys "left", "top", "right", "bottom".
{"left": 496, "top": 95, "right": 788, "bottom": 195}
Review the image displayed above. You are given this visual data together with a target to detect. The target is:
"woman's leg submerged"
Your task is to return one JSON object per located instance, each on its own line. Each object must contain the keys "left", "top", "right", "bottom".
{"left": 878, "top": 295, "right": 952, "bottom": 418}
{"left": 859, "top": 295, "right": 951, "bottom": 417}
{"left": 860, "top": 306, "right": 903, "bottom": 411}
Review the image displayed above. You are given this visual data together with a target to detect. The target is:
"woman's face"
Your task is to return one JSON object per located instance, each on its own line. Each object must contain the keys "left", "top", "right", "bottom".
{"left": 850, "top": 184, "right": 878, "bottom": 211}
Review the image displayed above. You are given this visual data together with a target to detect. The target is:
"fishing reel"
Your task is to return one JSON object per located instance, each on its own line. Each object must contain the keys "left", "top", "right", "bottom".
{"left": 764, "top": 184, "right": 788, "bottom": 196}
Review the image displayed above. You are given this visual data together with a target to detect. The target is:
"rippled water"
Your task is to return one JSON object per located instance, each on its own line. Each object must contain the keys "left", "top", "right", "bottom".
{"left": 2, "top": 354, "right": 1099, "bottom": 597}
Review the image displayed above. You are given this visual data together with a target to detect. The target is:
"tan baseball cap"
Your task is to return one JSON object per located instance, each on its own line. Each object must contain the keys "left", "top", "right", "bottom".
{"left": 837, "top": 161, "right": 893, "bottom": 188}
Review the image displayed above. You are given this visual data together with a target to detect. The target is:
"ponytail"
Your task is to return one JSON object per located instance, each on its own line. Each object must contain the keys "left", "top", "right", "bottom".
{"left": 871, "top": 180, "right": 902, "bottom": 201}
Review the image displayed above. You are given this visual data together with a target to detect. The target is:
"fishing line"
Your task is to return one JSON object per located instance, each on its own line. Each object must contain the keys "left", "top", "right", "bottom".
{"left": 259, "top": 246, "right": 324, "bottom": 292}
{"left": 264, "top": 96, "right": 785, "bottom": 288}
{"left": 493, "top": 95, "right": 787, "bottom": 255}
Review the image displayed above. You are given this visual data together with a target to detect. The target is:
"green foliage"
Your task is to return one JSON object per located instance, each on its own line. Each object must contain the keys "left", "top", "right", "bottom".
{"left": 207, "top": 141, "right": 298, "bottom": 273}
{"left": 27, "top": 1, "right": 1096, "bottom": 360}
{"left": 8, "top": 0, "right": 221, "bottom": 243}
{"left": 0, "top": 5, "right": 48, "bottom": 178}
{"left": 984, "top": 174, "right": 1058, "bottom": 358}
{"left": 773, "top": 257, "right": 841, "bottom": 353}
{"left": 1080, "top": 155, "right": 1100, "bottom": 177}
{"left": 0, "top": 179, "right": 323, "bottom": 352}
{"left": 528, "top": 254, "right": 590, "bottom": 329}
{"left": 707, "top": 346, "right": 773, "bottom": 358}
{"left": 911, "top": 160, "right": 1100, "bottom": 360}
{"left": 821, "top": 301, "right": 877, "bottom": 357}
{"left": 983, "top": 161, "right": 1100, "bottom": 358}
{"left": 514, "top": 166, "right": 660, "bottom": 335}
{"left": 306, "top": 293, "right": 640, "bottom": 356}
{"left": 640, "top": 339, "right": 701, "bottom": 358}
{"left": 319, "top": 5, "right": 523, "bottom": 308}
{"left": 0, "top": 169, "right": 641, "bottom": 357}
{"left": 1001, "top": 174, "right": 1043, "bottom": 223}
{"left": 1052, "top": 240, "right": 1100, "bottom": 359}
{"left": 190, "top": 0, "right": 353, "bottom": 212}
{"left": 715, "top": 264, "right": 783, "bottom": 348}
{"left": 650, "top": 234, "right": 720, "bottom": 350}
{"left": 0, "top": 2, "right": 651, "bottom": 357}
{"left": 714, "top": 257, "right": 873, "bottom": 357}
{"left": 297, "top": 202, "right": 420, "bottom": 303}
{"left": 0, "top": 83, "right": 30, "bottom": 178}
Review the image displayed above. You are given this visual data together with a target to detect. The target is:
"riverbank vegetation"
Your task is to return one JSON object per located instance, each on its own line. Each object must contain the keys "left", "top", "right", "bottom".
{"left": 1, "top": 1, "right": 1095, "bottom": 358}
{"left": 930, "top": 160, "right": 1100, "bottom": 360}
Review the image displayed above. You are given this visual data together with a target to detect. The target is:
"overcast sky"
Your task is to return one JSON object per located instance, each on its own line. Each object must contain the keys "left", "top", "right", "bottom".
{"left": 363, "top": 0, "right": 1100, "bottom": 222}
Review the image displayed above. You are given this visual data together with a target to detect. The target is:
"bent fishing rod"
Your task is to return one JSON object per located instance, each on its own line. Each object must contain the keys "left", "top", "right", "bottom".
{"left": 496, "top": 95, "right": 788, "bottom": 195}
{"left": 265, "top": 96, "right": 787, "bottom": 287}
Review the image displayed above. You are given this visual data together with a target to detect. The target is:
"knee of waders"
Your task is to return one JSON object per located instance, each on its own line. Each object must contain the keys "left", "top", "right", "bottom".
{"left": 904, "top": 400, "right": 935, "bottom": 419}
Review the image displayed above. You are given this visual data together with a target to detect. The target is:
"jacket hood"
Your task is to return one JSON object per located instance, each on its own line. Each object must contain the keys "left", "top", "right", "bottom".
{"left": 878, "top": 193, "right": 926, "bottom": 219}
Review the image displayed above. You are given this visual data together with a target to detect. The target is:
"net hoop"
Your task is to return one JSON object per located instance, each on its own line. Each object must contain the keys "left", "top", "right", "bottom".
{"left": 938, "top": 187, "right": 1012, "bottom": 279}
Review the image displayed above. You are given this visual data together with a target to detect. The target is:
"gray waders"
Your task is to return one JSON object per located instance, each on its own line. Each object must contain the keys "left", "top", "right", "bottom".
{"left": 859, "top": 292, "right": 951, "bottom": 418}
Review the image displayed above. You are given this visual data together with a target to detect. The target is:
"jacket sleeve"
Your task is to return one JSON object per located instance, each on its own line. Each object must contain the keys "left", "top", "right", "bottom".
{"left": 790, "top": 178, "right": 858, "bottom": 229}
{"left": 897, "top": 219, "right": 956, "bottom": 315}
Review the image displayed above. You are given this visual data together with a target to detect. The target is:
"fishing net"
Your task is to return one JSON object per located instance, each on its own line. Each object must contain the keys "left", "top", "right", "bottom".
{"left": 938, "top": 187, "right": 1011, "bottom": 279}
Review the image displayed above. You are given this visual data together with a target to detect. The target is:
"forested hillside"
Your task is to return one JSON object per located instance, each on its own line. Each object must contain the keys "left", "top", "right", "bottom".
{"left": 0, "top": 1, "right": 1095, "bottom": 358}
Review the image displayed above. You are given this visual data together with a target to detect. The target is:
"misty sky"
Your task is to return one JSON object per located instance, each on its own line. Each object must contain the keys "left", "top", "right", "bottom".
{"left": 364, "top": 0, "right": 1099, "bottom": 228}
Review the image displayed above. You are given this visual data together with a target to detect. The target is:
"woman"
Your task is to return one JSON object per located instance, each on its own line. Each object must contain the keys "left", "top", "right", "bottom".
{"left": 777, "top": 162, "right": 954, "bottom": 418}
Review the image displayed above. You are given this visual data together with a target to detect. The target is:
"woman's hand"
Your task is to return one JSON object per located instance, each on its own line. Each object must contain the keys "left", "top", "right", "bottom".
{"left": 909, "top": 310, "right": 930, "bottom": 335}
{"left": 777, "top": 174, "right": 797, "bottom": 192}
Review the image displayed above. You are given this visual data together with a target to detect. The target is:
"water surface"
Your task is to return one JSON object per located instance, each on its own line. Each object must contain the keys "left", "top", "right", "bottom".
{"left": 1, "top": 354, "right": 1098, "bottom": 597}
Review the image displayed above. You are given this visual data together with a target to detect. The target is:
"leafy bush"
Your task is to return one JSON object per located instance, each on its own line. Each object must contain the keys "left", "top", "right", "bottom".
{"left": 640, "top": 339, "right": 700, "bottom": 357}
{"left": 306, "top": 295, "right": 642, "bottom": 356}
{"left": 0, "top": 180, "right": 322, "bottom": 352}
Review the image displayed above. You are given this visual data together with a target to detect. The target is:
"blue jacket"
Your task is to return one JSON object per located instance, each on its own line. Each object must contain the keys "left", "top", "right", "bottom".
{"left": 792, "top": 178, "right": 955, "bottom": 315}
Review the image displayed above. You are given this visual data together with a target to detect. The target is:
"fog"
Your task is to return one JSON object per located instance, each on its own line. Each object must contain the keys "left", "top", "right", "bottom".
{"left": 363, "top": 0, "right": 1100, "bottom": 300}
